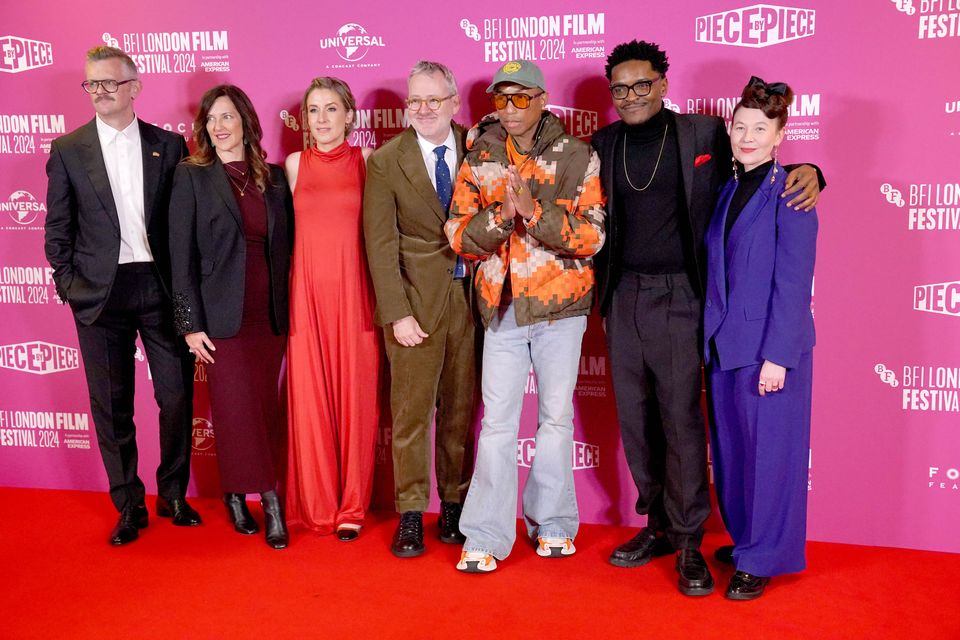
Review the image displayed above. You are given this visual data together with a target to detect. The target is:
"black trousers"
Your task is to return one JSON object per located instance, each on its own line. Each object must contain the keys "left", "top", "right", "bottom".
{"left": 74, "top": 263, "right": 194, "bottom": 512}
{"left": 606, "top": 271, "right": 710, "bottom": 550}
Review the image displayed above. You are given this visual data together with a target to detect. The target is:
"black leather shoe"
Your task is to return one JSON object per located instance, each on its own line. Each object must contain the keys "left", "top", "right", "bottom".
{"left": 438, "top": 501, "right": 466, "bottom": 544}
{"left": 725, "top": 571, "right": 770, "bottom": 600}
{"left": 336, "top": 527, "right": 359, "bottom": 542}
{"left": 609, "top": 527, "right": 673, "bottom": 568}
{"left": 714, "top": 545, "right": 735, "bottom": 565}
{"left": 260, "top": 494, "right": 289, "bottom": 549}
{"left": 224, "top": 494, "right": 258, "bottom": 535}
{"left": 156, "top": 497, "right": 202, "bottom": 526}
{"left": 676, "top": 549, "right": 715, "bottom": 596}
{"left": 391, "top": 511, "right": 425, "bottom": 558}
{"left": 109, "top": 503, "right": 148, "bottom": 546}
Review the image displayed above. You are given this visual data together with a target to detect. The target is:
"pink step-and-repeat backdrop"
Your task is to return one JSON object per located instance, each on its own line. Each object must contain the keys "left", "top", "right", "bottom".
{"left": 1, "top": 1, "right": 958, "bottom": 553}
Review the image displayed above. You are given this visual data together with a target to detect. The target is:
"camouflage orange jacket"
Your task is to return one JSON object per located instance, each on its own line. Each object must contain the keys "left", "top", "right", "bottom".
{"left": 444, "top": 112, "right": 605, "bottom": 328}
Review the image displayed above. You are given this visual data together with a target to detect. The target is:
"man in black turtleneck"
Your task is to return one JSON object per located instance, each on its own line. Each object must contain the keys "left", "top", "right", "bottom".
{"left": 591, "top": 40, "right": 821, "bottom": 597}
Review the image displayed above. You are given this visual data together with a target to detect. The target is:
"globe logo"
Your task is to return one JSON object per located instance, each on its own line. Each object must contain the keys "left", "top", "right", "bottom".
{"left": 192, "top": 417, "right": 216, "bottom": 452}
{"left": 7, "top": 190, "right": 44, "bottom": 225}
{"left": 337, "top": 23, "right": 369, "bottom": 62}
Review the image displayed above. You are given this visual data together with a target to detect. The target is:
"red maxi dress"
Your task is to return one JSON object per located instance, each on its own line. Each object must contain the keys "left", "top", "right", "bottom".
{"left": 286, "top": 142, "right": 381, "bottom": 533}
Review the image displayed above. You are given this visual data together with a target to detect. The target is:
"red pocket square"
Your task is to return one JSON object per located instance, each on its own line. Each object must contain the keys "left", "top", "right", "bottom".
{"left": 694, "top": 154, "right": 712, "bottom": 167}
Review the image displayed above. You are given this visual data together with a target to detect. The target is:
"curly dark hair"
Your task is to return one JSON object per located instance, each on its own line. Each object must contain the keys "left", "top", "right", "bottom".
{"left": 604, "top": 40, "right": 669, "bottom": 79}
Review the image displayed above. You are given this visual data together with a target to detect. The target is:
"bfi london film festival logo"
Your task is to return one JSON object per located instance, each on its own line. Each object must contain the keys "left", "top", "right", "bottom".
{"left": 0, "top": 113, "right": 65, "bottom": 154}
{"left": 687, "top": 91, "right": 820, "bottom": 142}
{"left": 890, "top": 0, "right": 960, "bottom": 40}
{"left": 517, "top": 438, "right": 600, "bottom": 471}
{"left": 319, "top": 23, "right": 385, "bottom": 69}
{"left": 0, "top": 409, "right": 90, "bottom": 450}
{"left": 192, "top": 417, "right": 215, "bottom": 455}
{"left": 0, "top": 265, "right": 60, "bottom": 305}
{"left": 695, "top": 4, "right": 815, "bottom": 47}
{"left": 0, "top": 341, "right": 80, "bottom": 375}
{"left": 1, "top": 191, "right": 46, "bottom": 230}
{"left": 880, "top": 181, "right": 960, "bottom": 231}
{"left": 875, "top": 363, "right": 960, "bottom": 412}
{"left": 0, "top": 35, "right": 53, "bottom": 73}
{"left": 524, "top": 355, "right": 608, "bottom": 398}
{"left": 100, "top": 30, "right": 230, "bottom": 74}
{"left": 279, "top": 104, "right": 406, "bottom": 149}
{"left": 928, "top": 465, "right": 959, "bottom": 491}
{"left": 375, "top": 425, "right": 391, "bottom": 465}
{"left": 459, "top": 12, "right": 606, "bottom": 63}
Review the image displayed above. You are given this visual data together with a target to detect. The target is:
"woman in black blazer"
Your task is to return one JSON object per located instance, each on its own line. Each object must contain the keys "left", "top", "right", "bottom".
{"left": 169, "top": 84, "right": 293, "bottom": 549}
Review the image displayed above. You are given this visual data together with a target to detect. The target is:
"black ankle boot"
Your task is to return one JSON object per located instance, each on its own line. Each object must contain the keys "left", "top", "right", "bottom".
{"left": 223, "top": 493, "right": 258, "bottom": 535}
{"left": 260, "top": 493, "right": 288, "bottom": 550}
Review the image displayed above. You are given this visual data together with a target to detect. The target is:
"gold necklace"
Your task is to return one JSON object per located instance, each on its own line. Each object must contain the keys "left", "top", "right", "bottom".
{"left": 622, "top": 123, "right": 668, "bottom": 192}
{"left": 224, "top": 163, "right": 250, "bottom": 197}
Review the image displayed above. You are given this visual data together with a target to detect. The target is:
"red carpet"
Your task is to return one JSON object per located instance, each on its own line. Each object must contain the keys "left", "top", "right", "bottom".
{"left": 2, "top": 487, "right": 957, "bottom": 639}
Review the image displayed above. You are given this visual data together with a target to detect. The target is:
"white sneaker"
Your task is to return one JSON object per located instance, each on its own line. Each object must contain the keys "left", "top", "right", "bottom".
{"left": 456, "top": 550, "right": 497, "bottom": 573}
{"left": 536, "top": 537, "right": 576, "bottom": 557}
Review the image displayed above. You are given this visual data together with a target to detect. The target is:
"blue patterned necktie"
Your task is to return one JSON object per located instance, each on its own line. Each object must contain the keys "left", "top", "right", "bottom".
{"left": 434, "top": 145, "right": 465, "bottom": 278}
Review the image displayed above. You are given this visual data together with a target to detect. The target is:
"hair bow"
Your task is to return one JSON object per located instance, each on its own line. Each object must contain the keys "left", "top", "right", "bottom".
{"left": 747, "top": 76, "right": 788, "bottom": 96}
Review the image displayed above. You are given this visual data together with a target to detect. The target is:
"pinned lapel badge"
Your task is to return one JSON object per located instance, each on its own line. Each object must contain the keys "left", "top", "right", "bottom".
{"left": 694, "top": 154, "right": 712, "bottom": 168}
{"left": 152, "top": 151, "right": 160, "bottom": 157}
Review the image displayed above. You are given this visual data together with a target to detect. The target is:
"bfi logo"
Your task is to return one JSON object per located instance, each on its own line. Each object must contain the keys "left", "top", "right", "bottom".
{"left": 695, "top": 4, "right": 815, "bottom": 47}
{"left": 0, "top": 36, "right": 54, "bottom": 73}
{"left": 517, "top": 438, "right": 600, "bottom": 470}
{"left": 0, "top": 341, "right": 80, "bottom": 375}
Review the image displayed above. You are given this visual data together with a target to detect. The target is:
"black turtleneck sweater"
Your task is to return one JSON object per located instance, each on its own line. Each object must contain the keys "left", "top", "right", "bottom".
{"left": 613, "top": 108, "right": 691, "bottom": 274}
{"left": 724, "top": 160, "right": 774, "bottom": 243}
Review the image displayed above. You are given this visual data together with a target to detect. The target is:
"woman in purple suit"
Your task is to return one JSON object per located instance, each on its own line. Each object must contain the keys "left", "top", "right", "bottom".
{"left": 703, "top": 77, "right": 818, "bottom": 600}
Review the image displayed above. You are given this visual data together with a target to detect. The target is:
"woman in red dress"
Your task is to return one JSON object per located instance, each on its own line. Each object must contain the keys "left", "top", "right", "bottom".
{"left": 285, "top": 77, "right": 381, "bottom": 541}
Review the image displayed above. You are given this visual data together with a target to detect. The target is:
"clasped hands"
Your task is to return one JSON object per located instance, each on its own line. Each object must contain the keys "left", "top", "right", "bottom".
{"left": 501, "top": 166, "right": 535, "bottom": 221}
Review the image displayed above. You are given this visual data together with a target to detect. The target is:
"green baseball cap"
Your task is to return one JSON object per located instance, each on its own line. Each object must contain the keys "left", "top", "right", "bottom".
{"left": 486, "top": 59, "right": 546, "bottom": 93}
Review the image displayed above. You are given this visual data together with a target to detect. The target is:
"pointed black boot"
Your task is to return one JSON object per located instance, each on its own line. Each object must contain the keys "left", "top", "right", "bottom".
{"left": 224, "top": 493, "right": 258, "bottom": 535}
{"left": 260, "top": 492, "right": 289, "bottom": 550}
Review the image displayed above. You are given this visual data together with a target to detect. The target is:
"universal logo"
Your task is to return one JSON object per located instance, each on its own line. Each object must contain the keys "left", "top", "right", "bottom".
{"left": 0, "top": 35, "right": 53, "bottom": 73}
{"left": 929, "top": 466, "right": 959, "bottom": 490}
{"left": 192, "top": 417, "right": 215, "bottom": 453}
{"left": 914, "top": 280, "right": 960, "bottom": 316}
{"left": 2, "top": 191, "right": 45, "bottom": 226}
{"left": 319, "top": 23, "right": 385, "bottom": 62}
{"left": 0, "top": 341, "right": 80, "bottom": 375}
{"left": 695, "top": 4, "right": 815, "bottom": 48}
{"left": 517, "top": 438, "right": 600, "bottom": 470}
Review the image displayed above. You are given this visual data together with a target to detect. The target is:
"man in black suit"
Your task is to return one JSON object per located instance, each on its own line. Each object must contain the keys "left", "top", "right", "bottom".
{"left": 44, "top": 45, "right": 200, "bottom": 545}
{"left": 591, "top": 40, "right": 821, "bottom": 595}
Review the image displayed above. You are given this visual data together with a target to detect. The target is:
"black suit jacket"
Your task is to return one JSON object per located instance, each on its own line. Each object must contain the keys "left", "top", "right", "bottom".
{"left": 168, "top": 161, "right": 293, "bottom": 338}
{"left": 591, "top": 113, "right": 731, "bottom": 316}
{"left": 44, "top": 118, "right": 189, "bottom": 325}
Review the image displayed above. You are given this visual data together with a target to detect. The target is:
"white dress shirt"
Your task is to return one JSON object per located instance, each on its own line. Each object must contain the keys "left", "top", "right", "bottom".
{"left": 96, "top": 115, "right": 152, "bottom": 263}
{"left": 414, "top": 126, "right": 457, "bottom": 192}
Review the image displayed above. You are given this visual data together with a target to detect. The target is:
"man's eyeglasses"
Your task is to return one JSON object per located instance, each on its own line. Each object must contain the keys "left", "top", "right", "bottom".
{"left": 405, "top": 95, "right": 456, "bottom": 111}
{"left": 81, "top": 79, "right": 137, "bottom": 94}
{"left": 609, "top": 77, "right": 661, "bottom": 100}
{"left": 490, "top": 91, "right": 544, "bottom": 110}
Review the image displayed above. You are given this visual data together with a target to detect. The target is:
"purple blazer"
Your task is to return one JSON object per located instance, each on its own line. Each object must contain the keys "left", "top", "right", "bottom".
{"left": 703, "top": 163, "right": 818, "bottom": 371}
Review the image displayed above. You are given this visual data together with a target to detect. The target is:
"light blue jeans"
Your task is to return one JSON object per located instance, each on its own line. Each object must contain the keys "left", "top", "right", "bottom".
{"left": 460, "top": 303, "right": 587, "bottom": 560}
